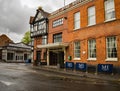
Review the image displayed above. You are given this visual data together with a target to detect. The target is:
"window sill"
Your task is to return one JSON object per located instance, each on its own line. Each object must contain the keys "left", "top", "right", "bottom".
{"left": 105, "top": 58, "right": 118, "bottom": 62}
{"left": 87, "top": 23, "right": 96, "bottom": 27}
{"left": 104, "top": 18, "right": 116, "bottom": 23}
{"left": 87, "top": 58, "right": 97, "bottom": 61}
{"left": 74, "top": 58, "right": 81, "bottom": 60}
{"left": 73, "top": 28, "right": 80, "bottom": 31}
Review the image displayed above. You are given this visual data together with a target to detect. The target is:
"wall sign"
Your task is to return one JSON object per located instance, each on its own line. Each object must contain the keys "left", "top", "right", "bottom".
{"left": 97, "top": 64, "right": 113, "bottom": 73}
{"left": 76, "top": 63, "right": 87, "bottom": 71}
{"left": 65, "top": 62, "right": 74, "bottom": 69}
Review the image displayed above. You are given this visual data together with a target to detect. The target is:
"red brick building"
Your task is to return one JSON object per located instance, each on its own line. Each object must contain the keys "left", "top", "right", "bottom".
{"left": 30, "top": 0, "right": 120, "bottom": 71}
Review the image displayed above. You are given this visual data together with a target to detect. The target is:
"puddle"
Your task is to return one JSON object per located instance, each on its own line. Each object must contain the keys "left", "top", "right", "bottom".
{"left": 0, "top": 80, "right": 15, "bottom": 86}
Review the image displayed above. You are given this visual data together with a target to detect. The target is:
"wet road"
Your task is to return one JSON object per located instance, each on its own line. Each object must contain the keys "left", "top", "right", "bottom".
{"left": 0, "top": 63, "right": 120, "bottom": 91}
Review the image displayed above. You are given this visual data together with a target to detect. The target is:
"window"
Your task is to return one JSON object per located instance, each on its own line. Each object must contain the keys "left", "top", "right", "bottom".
{"left": 74, "top": 12, "right": 80, "bottom": 29}
{"left": 74, "top": 41, "right": 80, "bottom": 59}
{"left": 38, "top": 21, "right": 46, "bottom": 31}
{"left": 30, "top": 25, "right": 34, "bottom": 32}
{"left": 31, "top": 38, "right": 34, "bottom": 46}
{"left": 42, "top": 35, "right": 47, "bottom": 45}
{"left": 33, "top": 24, "right": 37, "bottom": 31}
{"left": 88, "top": 39, "right": 96, "bottom": 59}
{"left": 7, "top": 53, "right": 14, "bottom": 60}
{"left": 53, "top": 18, "right": 63, "bottom": 27}
{"left": 88, "top": 6, "right": 96, "bottom": 26}
{"left": 106, "top": 36, "right": 117, "bottom": 59}
{"left": 104, "top": 0, "right": 115, "bottom": 21}
{"left": 53, "top": 33, "right": 62, "bottom": 43}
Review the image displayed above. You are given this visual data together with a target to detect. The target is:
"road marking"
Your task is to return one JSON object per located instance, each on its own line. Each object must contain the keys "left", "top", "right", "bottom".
{"left": 0, "top": 80, "right": 15, "bottom": 86}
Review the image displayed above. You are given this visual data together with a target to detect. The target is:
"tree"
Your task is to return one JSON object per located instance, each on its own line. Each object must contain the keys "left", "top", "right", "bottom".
{"left": 21, "top": 31, "right": 31, "bottom": 45}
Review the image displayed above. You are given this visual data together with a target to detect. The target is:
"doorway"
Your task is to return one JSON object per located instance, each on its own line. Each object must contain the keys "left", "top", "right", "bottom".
{"left": 49, "top": 51, "right": 64, "bottom": 68}
{"left": 36, "top": 51, "right": 41, "bottom": 63}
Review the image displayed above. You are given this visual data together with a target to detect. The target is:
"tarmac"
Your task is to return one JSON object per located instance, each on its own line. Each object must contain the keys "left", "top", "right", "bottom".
{"left": 31, "top": 65, "right": 120, "bottom": 82}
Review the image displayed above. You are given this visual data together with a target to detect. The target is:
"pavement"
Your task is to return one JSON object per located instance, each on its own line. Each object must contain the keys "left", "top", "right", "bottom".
{"left": 30, "top": 64, "right": 120, "bottom": 82}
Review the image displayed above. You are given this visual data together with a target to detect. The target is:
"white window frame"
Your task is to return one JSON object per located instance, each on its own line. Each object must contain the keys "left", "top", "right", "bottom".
{"left": 88, "top": 6, "right": 96, "bottom": 26}
{"left": 104, "top": 0, "right": 116, "bottom": 21}
{"left": 74, "top": 12, "right": 80, "bottom": 30}
{"left": 74, "top": 41, "right": 80, "bottom": 60}
{"left": 88, "top": 39, "right": 96, "bottom": 60}
{"left": 42, "top": 35, "right": 47, "bottom": 45}
{"left": 106, "top": 36, "right": 117, "bottom": 61}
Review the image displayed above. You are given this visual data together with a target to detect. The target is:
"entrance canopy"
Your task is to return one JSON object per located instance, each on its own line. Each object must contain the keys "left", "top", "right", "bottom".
{"left": 37, "top": 42, "right": 69, "bottom": 49}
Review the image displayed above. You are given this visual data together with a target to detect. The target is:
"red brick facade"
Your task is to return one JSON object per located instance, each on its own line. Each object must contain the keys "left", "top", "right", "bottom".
{"left": 32, "top": 0, "right": 120, "bottom": 69}
{"left": 48, "top": 0, "right": 120, "bottom": 67}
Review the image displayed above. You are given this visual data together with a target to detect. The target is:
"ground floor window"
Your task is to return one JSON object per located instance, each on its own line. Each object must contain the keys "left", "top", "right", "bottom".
{"left": 74, "top": 41, "right": 80, "bottom": 59}
{"left": 88, "top": 39, "right": 96, "bottom": 58}
{"left": 7, "top": 53, "right": 14, "bottom": 60}
{"left": 24, "top": 54, "right": 28, "bottom": 60}
{"left": 106, "top": 36, "right": 117, "bottom": 58}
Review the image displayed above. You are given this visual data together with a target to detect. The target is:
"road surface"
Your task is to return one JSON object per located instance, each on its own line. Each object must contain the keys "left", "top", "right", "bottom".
{"left": 0, "top": 63, "right": 120, "bottom": 91}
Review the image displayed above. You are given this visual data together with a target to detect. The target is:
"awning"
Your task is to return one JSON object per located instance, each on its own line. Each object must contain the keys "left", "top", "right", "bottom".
{"left": 37, "top": 42, "right": 69, "bottom": 49}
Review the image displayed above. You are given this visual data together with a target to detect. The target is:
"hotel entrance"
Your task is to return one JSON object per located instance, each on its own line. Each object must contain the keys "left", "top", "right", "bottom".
{"left": 49, "top": 50, "right": 64, "bottom": 68}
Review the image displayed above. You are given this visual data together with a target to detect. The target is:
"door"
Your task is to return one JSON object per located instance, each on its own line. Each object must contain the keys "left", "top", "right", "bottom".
{"left": 36, "top": 51, "right": 41, "bottom": 63}
{"left": 49, "top": 51, "right": 57, "bottom": 65}
{"left": 58, "top": 52, "right": 64, "bottom": 68}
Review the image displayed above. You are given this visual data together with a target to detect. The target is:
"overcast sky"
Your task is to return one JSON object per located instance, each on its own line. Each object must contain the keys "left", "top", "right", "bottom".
{"left": 0, "top": 0, "right": 75, "bottom": 43}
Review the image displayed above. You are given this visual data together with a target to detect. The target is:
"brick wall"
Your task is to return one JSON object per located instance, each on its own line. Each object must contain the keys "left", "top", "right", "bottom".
{"left": 48, "top": 0, "right": 120, "bottom": 67}
{"left": 0, "top": 34, "right": 13, "bottom": 46}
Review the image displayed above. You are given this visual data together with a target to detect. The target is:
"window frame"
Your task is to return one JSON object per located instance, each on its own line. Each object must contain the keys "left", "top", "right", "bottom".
{"left": 52, "top": 18, "right": 64, "bottom": 28}
{"left": 74, "top": 41, "right": 80, "bottom": 60}
{"left": 53, "top": 33, "right": 62, "bottom": 43}
{"left": 106, "top": 36, "right": 117, "bottom": 61}
{"left": 42, "top": 35, "right": 47, "bottom": 45}
{"left": 104, "top": 0, "right": 116, "bottom": 21}
{"left": 88, "top": 6, "right": 96, "bottom": 26}
{"left": 74, "top": 12, "right": 80, "bottom": 30}
{"left": 88, "top": 39, "right": 96, "bottom": 60}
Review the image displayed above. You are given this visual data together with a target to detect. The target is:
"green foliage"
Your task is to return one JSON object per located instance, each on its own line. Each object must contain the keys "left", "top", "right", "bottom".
{"left": 21, "top": 31, "right": 31, "bottom": 45}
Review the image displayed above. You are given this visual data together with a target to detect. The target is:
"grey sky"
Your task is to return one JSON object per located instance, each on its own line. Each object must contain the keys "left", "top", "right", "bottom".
{"left": 0, "top": 0, "right": 75, "bottom": 42}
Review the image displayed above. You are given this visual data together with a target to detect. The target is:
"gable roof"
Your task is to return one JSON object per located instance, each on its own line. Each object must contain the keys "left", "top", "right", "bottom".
{"left": 29, "top": 16, "right": 34, "bottom": 24}
{"left": 0, "top": 34, "right": 14, "bottom": 46}
{"left": 32, "top": 7, "right": 50, "bottom": 23}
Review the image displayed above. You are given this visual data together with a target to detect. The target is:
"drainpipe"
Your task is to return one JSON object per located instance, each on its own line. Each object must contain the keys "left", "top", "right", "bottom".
{"left": 47, "top": 49, "right": 49, "bottom": 66}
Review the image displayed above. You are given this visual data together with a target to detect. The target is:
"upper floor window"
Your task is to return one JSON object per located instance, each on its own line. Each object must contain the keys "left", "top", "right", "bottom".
{"left": 42, "top": 35, "right": 47, "bottom": 45}
{"left": 104, "top": 0, "right": 115, "bottom": 21}
{"left": 53, "top": 33, "right": 62, "bottom": 43}
{"left": 88, "top": 39, "right": 96, "bottom": 59}
{"left": 33, "top": 24, "right": 37, "bottom": 31}
{"left": 38, "top": 20, "right": 46, "bottom": 31}
{"left": 31, "top": 38, "right": 34, "bottom": 46}
{"left": 106, "top": 36, "right": 117, "bottom": 59}
{"left": 74, "top": 41, "right": 80, "bottom": 59}
{"left": 53, "top": 18, "right": 63, "bottom": 27}
{"left": 74, "top": 12, "right": 80, "bottom": 30}
{"left": 30, "top": 25, "right": 34, "bottom": 32}
{"left": 88, "top": 6, "right": 96, "bottom": 26}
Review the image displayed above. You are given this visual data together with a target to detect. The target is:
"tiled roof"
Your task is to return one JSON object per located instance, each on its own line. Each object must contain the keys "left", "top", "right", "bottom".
{"left": 0, "top": 34, "right": 13, "bottom": 46}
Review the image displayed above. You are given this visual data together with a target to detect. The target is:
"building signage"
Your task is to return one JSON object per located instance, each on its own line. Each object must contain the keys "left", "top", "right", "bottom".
{"left": 76, "top": 63, "right": 87, "bottom": 71}
{"left": 65, "top": 62, "right": 74, "bottom": 69}
{"left": 97, "top": 64, "right": 113, "bottom": 73}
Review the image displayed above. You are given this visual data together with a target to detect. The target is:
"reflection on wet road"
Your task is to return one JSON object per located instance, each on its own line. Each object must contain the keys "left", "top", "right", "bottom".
{"left": 0, "top": 63, "right": 120, "bottom": 91}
